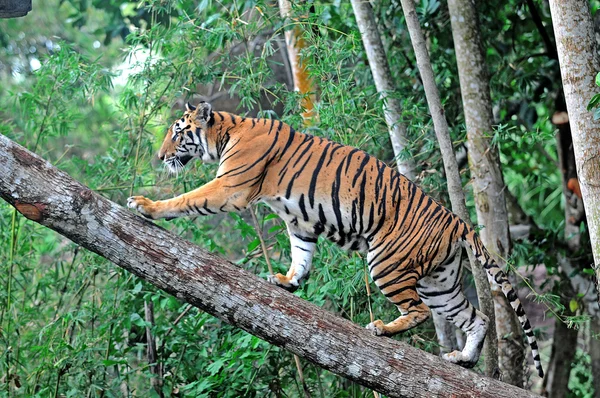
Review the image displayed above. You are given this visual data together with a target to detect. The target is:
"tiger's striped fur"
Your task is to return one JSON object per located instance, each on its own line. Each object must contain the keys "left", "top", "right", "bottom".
{"left": 127, "top": 102, "right": 543, "bottom": 377}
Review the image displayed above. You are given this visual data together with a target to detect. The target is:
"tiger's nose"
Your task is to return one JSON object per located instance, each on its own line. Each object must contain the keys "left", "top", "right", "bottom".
{"left": 158, "top": 153, "right": 166, "bottom": 161}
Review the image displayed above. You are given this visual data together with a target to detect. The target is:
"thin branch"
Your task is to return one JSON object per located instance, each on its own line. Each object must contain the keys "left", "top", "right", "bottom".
{"left": 525, "top": 0, "right": 558, "bottom": 60}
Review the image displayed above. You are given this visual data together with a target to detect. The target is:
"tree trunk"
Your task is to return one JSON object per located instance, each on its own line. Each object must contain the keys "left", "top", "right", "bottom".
{"left": 144, "top": 300, "right": 163, "bottom": 397}
{"left": 551, "top": 103, "right": 595, "bottom": 397}
{"left": 549, "top": 0, "right": 600, "bottom": 302}
{"left": 278, "top": 0, "right": 317, "bottom": 122}
{"left": 541, "top": 289, "right": 577, "bottom": 398}
{"left": 399, "top": 0, "right": 499, "bottom": 378}
{"left": 447, "top": 0, "right": 525, "bottom": 385}
{"left": 0, "top": 135, "right": 545, "bottom": 398}
{"left": 350, "top": 0, "right": 416, "bottom": 180}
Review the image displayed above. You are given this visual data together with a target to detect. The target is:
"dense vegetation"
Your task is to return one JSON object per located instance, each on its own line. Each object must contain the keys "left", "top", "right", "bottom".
{"left": 0, "top": 0, "right": 597, "bottom": 396}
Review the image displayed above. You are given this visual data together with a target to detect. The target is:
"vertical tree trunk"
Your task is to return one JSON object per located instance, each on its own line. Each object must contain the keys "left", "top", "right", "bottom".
{"left": 447, "top": 0, "right": 525, "bottom": 385}
{"left": 398, "top": 0, "right": 499, "bottom": 377}
{"left": 278, "top": 0, "right": 317, "bottom": 122}
{"left": 350, "top": 0, "right": 416, "bottom": 180}
{"left": 550, "top": 103, "right": 595, "bottom": 397}
{"left": 549, "top": 0, "right": 600, "bottom": 302}
{"left": 541, "top": 289, "right": 577, "bottom": 398}
{"left": 144, "top": 300, "right": 163, "bottom": 397}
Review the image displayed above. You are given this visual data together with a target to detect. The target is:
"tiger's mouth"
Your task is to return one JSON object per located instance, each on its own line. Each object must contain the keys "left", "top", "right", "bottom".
{"left": 164, "top": 154, "right": 193, "bottom": 174}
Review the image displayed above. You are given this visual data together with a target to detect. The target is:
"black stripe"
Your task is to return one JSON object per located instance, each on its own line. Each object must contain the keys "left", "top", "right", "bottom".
{"left": 294, "top": 234, "right": 317, "bottom": 243}
{"left": 308, "top": 142, "right": 332, "bottom": 207}
{"left": 351, "top": 154, "right": 371, "bottom": 187}
{"left": 299, "top": 194, "right": 309, "bottom": 222}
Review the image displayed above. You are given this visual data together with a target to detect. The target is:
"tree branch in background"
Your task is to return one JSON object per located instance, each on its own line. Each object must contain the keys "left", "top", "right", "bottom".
{"left": 278, "top": 0, "right": 317, "bottom": 122}
{"left": 549, "top": 0, "right": 600, "bottom": 306}
{"left": 0, "top": 134, "right": 544, "bottom": 398}
{"left": 350, "top": 0, "right": 416, "bottom": 180}
{"left": 399, "top": 0, "right": 499, "bottom": 378}
{"left": 447, "top": 0, "right": 526, "bottom": 384}
{"left": 524, "top": 0, "right": 557, "bottom": 61}
{"left": 551, "top": 99, "right": 598, "bottom": 395}
{"left": 144, "top": 300, "right": 164, "bottom": 397}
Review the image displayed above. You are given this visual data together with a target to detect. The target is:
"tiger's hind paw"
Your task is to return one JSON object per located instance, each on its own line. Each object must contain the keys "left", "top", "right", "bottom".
{"left": 442, "top": 350, "right": 478, "bottom": 368}
{"left": 267, "top": 273, "right": 299, "bottom": 292}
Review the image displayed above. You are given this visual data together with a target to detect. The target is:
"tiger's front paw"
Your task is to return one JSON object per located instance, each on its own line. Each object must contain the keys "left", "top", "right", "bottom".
{"left": 366, "top": 320, "right": 386, "bottom": 336}
{"left": 267, "top": 273, "right": 300, "bottom": 292}
{"left": 127, "top": 196, "right": 157, "bottom": 219}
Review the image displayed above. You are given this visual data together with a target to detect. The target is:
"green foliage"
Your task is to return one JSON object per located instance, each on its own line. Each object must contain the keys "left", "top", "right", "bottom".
{"left": 0, "top": 0, "right": 595, "bottom": 395}
{"left": 568, "top": 350, "right": 595, "bottom": 398}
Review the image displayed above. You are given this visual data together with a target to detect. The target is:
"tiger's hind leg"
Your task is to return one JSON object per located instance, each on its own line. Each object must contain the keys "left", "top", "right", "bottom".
{"left": 366, "top": 259, "right": 431, "bottom": 336}
{"left": 417, "top": 249, "right": 489, "bottom": 368}
{"left": 267, "top": 224, "right": 317, "bottom": 292}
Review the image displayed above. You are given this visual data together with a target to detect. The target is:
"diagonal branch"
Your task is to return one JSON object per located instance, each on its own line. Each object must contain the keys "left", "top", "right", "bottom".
{"left": 0, "top": 133, "right": 540, "bottom": 398}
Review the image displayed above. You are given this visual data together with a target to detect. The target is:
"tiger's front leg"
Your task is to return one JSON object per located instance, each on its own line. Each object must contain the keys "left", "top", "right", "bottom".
{"left": 267, "top": 225, "right": 317, "bottom": 292}
{"left": 127, "top": 179, "right": 249, "bottom": 220}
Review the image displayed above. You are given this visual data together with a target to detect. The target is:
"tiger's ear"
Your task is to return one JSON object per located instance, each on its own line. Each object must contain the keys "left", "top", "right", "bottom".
{"left": 185, "top": 102, "right": 197, "bottom": 112}
{"left": 194, "top": 101, "right": 213, "bottom": 126}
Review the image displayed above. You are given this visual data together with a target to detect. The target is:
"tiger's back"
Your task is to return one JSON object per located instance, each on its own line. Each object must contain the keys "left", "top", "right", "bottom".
{"left": 127, "top": 102, "right": 543, "bottom": 378}
{"left": 231, "top": 115, "right": 459, "bottom": 258}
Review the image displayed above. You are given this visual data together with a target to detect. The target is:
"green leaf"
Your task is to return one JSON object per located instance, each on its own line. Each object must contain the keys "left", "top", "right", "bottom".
{"left": 582, "top": 268, "right": 595, "bottom": 276}
{"left": 596, "top": 72, "right": 600, "bottom": 87}
{"left": 246, "top": 238, "right": 260, "bottom": 252}
{"left": 130, "top": 313, "right": 147, "bottom": 328}
{"left": 263, "top": 213, "right": 280, "bottom": 221}
{"left": 132, "top": 281, "right": 143, "bottom": 294}
{"left": 102, "top": 358, "right": 128, "bottom": 366}
{"left": 569, "top": 299, "right": 579, "bottom": 313}
{"left": 206, "top": 359, "right": 225, "bottom": 376}
{"left": 587, "top": 94, "right": 600, "bottom": 111}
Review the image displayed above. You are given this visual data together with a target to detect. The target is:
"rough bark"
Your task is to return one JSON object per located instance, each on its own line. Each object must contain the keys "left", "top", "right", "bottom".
{"left": 350, "top": 0, "right": 416, "bottom": 180}
{"left": 278, "top": 0, "right": 316, "bottom": 122}
{"left": 399, "top": 0, "right": 499, "bottom": 378}
{"left": 549, "top": 0, "right": 600, "bottom": 302}
{"left": 447, "top": 0, "right": 525, "bottom": 385}
{"left": 0, "top": 135, "right": 545, "bottom": 398}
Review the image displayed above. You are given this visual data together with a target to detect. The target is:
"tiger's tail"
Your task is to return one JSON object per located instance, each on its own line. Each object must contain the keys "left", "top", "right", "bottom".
{"left": 463, "top": 228, "right": 544, "bottom": 378}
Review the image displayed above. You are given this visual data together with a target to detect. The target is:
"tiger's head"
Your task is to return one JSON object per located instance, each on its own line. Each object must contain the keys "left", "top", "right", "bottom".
{"left": 159, "top": 101, "right": 217, "bottom": 173}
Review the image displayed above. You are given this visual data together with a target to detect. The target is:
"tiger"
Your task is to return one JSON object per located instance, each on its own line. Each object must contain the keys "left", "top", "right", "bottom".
{"left": 127, "top": 101, "right": 544, "bottom": 377}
